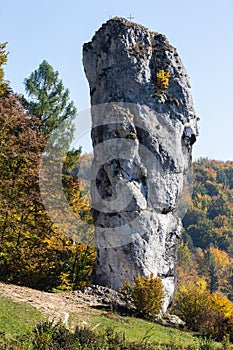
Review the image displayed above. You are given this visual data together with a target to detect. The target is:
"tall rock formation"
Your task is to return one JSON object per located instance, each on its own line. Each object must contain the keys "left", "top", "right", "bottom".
{"left": 83, "top": 17, "right": 198, "bottom": 311}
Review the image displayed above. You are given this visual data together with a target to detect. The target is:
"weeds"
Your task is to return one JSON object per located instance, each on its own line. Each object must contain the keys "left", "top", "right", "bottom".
{"left": 0, "top": 320, "right": 227, "bottom": 349}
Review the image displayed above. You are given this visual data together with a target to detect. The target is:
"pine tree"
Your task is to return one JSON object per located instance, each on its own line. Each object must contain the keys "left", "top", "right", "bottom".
{"left": 0, "top": 42, "right": 9, "bottom": 96}
{"left": 24, "top": 60, "right": 77, "bottom": 137}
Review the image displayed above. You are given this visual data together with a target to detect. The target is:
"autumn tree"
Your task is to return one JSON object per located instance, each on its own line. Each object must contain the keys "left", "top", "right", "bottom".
{"left": 174, "top": 280, "right": 212, "bottom": 331}
{"left": 24, "top": 60, "right": 77, "bottom": 137}
{"left": 0, "top": 94, "right": 95, "bottom": 291}
{"left": 183, "top": 160, "right": 233, "bottom": 251}
{"left": 0, "top": 51, "right": 94, "bottom": 291}
{"left": 177, "top": 241, "right": 199, "bottom": 286}
{"left": 0, "top": 94, "right": 68, "bottom": 289}
{"left": 179, "top": 159, "right": 233, "bottom": 300}
{"left": 174, "top": 280, "right": 233, "bottom": 341}
{"left": 209, "top": 247, "right": 232, "bottom": 296}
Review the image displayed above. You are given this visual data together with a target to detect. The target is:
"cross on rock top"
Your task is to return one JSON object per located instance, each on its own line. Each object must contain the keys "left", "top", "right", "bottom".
{"left": 127, "top": 14, "right": 135, "bottom": 21}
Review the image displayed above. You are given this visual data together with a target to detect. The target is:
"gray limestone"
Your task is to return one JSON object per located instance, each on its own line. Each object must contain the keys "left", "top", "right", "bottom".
{"left": 83, "top": 17, "right": 198, "bottom": 312}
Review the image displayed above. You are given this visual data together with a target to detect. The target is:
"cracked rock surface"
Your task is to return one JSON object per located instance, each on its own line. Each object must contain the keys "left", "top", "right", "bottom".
{"left": 83, "top": 17, "right": 198, "bottom": 312}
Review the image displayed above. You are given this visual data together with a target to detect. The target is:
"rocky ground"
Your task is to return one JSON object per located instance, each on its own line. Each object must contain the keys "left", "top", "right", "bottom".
{"left": 0, "top": 283, "right": 132, "bottom": 325}
{"left": 0, "top": 282, "right": 185, "bottom": 329}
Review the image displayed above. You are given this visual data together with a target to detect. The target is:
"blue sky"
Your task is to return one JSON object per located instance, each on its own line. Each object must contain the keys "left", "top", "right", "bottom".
{"left": 1, "top": 0, "right": 233, "bottom": 160}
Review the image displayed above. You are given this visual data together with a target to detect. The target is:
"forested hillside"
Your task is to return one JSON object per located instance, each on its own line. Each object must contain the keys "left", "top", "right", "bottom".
{"left": 178, "top": 158, "right": 233, "bottom": 299}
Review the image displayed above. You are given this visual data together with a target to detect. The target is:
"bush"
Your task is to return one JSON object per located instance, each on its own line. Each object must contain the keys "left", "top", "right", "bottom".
{"left": 156, "top": 70, "right": 170, "bottom": 90}
{"left": 32, "top": 320, "right": 76, "bottom": 349}
{"left": 74, "top": 326, "right": 103, "bottom": 349}
{"left": 174, "top": 280, "right": 212, "bottom": 331}
{"left": 37, "top": 324, "right": 160, "bottom": 350}
{"left": 0, "top": 322, "right": 221, "bottom": 350}
{"left": 174, "top": 280, "right": 233, "bottom": 341}
{"left": 122, "top": 274, "right": 164, "bottom": 320}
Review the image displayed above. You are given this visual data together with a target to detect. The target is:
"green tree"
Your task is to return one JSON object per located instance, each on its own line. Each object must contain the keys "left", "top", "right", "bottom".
{"left": 24, "top": 60, "right": 77, "bottom": 137}
{"left": 208, "top": 250, "right": 219, "bottom": 293}
{"left": 0, "top": 42, "right": 9, "bottom": 96}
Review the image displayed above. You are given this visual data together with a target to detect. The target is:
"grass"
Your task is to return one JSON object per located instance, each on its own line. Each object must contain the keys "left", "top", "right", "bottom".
{"left": 91, "top": 314, "right": 196, "bottom": 346}
{"left": 0, "top": 295, "right": 224, "bottom": 349}
{"left": 0, "top": 295, "right": 44, "bottom": 343}
{"left": 70, "top": 306, "right": 203, "bottom": 348}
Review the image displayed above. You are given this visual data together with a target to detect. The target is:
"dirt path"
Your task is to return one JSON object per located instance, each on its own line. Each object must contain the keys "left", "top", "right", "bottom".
{"left": 0, "top": 282, "right": 100, "bottom": 324}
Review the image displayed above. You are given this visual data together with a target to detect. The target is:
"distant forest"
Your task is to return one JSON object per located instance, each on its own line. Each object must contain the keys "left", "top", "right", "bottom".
{"left": 179, "top": 158, "right": 233, "bottom": 300}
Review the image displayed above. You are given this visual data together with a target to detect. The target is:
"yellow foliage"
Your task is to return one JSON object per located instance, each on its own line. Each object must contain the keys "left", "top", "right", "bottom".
{"left": 202, "top": 168, "right": 217, "bottom": 182}
{"left": 179, "top": 279, "right": 207, "bottom": 294}
{"left": 174, "top": 279, "right": 213, "bottom": 330}
{"left": 193, "top": 193, "right": 212, "bottom": 212}
{"left": 123, "top": 274, "right": 164, "bottom": 320}
{"left": 175, "top": 279, "right": 233, "bottom": 340}
{"left": 211, "top": 293, "right": 233, "bottom": 318}
{"left": 121, "top": 281, "right": 132, "bottom": 296}
{"left": 156, "top": 70, "right": 170, "bottom": 91}
{"left": 57, "top": 272, "right": 72, "bottom": 291}
{"left": 197, "top": 279, "right": 208, "bottom": 290}
{"left": 208, "top": 247, "right": 232, "bottom": 292}
{"left": 210, "top": 247, "right": 231, "bottom": 267}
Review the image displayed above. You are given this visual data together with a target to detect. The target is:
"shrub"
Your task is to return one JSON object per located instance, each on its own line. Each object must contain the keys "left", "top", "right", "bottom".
{"left": 0, "top": 322, "right": 221, "bottom": 349}
{"left": 211, "top": 293, "right": 233, "bottom": 317}
{"left": 32, "top": 320, "right": 75, "bottom": 350}
{"left": 196, "top": 337, "right": 217, "bottom": 350}
{"left": 74, "top": 326, "right": 102, "bottom": 348}
{"left": 202, "top": 314, "right": 233, "bottom": 342}
{"left": 123, "top": 274, "right": 164, "bottom": 320}
{"left": 154, "top": 69, "right": 170, "bottom": 97}
{"left": 174, "top": 280, "right": 212, "bottom": 331}
{"left": 174, "top": 280, "right": 233, "bottom": 341}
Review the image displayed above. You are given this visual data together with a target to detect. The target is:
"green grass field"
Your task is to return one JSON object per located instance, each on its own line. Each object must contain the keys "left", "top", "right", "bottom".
{"left": 70, "top": 305, "right": 220, "bottom": 348}
{"left": 0, "top": 295, "right": 44, "bottom": 343}
{"left": 0, "top": 295, "right": 224, "bottom": 349}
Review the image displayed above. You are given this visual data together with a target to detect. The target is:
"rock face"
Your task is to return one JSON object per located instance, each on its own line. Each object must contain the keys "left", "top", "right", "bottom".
{"left": 83, "top": 17, "right": 198, "bottom": 312}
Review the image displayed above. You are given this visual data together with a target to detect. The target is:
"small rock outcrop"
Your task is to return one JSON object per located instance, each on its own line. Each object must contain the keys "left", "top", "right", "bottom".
{"left": 83, "top": 17, "right": 198, "bottom": 311}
